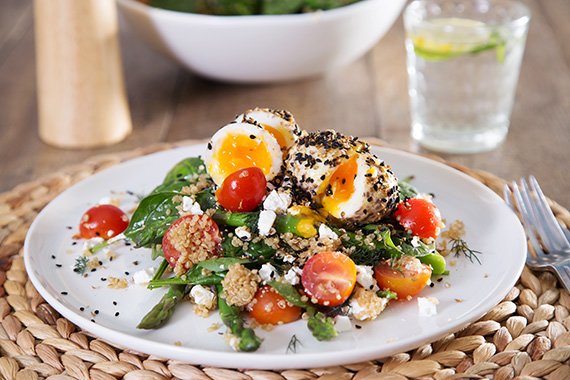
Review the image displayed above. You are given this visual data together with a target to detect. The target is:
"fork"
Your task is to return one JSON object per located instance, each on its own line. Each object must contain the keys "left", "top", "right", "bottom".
{"left": 503, "top": 176, "right": 570, "bottom": 291}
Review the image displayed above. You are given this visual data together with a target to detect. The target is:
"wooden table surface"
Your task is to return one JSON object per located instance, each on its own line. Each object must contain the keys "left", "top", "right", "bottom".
{"left": 1, "top": 0, "right": 569, "bottom": 209}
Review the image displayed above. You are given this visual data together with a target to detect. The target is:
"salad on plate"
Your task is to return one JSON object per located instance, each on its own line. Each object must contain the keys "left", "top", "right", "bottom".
{"left": 75, "top": 108, "right": 475, "bottom": 352}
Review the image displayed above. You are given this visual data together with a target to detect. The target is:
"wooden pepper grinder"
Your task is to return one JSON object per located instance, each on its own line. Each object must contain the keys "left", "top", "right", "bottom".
{"left": 34, "top": 0, "right": 132, "bottom": 148}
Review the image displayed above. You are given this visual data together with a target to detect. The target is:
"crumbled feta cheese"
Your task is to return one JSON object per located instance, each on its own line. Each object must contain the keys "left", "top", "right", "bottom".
{"left": 318, "top": 224, "right": 339, "bottom": 241}
{"left": 356, "top": 265, "right": 379, "bottom": 291}
{"left": 263, "top": 190, "right": 292, "bottom": 212}
{"left": 82, "top": 237, "right": 104, "bottom": 255}
{"left": 190, "top": 285, "right": 215, "bottom": 306}
{"left": 235, "top": 226, "right": 252, "bottom": 241}
{"left": 284, "top": 267, "right": 302, "bottom": 285}
{"left": 334, "top": 315, "right": 353, "bottom": 333}
{"left": 133, "top": 267, "right": 155, "bottom": 285}
{"left": 259, "top": 263, "right": 277, "bottom": 283}
{"left": 411, "top": 236, "right": 421, "bottom": 248}
{"left": 282, "top": 254, "right": 295, "bottom": 263}
{"left": 417, "top": 297, "right": 439, "bottom": 317}
{"left": 258, "top": 210, "right": 276, "bottom": 236}
{"left": 182, "top": 196, "right": 204, "bottom": 215}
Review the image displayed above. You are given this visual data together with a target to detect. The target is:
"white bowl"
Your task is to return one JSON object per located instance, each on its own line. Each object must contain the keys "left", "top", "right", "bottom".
{"left": 117, "top": 0, "right": 406, "bottom": 83}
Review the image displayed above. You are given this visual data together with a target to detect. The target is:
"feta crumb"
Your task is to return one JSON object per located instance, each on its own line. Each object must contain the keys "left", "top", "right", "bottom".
{"left": 417, "top": 297, "right": 439, "bottom": 317}
{"left": 284, "top": 267, "right": 302, "bottom": 285}
{"left": 263, "top": 190, "right": 292, "bottom": 212}
{"left": 182, "top": 196, "right": 203, "bottom": 215}
{"left": 133, "top": 267, "right": 155, "bottom": 285}
{"left": 282, "top": 254, "right": 295, "bottom": 263}
{"left": 259, "top": 263, "right": 277, "bottom": 283}
{"left": 190, "top": 285, "right": 216, "bottom": 307}
{"left": 235, "top": 226, "right": 252, "bottom": 241}
{"left": 334, "top": 315, "right": 353, "bottom": 333}
{"left": 258, "top": 210, "right": 276, "bottom": 236}
{"left": 356, "top": 265, "right": 379, "bottom": 291}
{"left": 318, "top": 224, "right": 339, "bottom": 241}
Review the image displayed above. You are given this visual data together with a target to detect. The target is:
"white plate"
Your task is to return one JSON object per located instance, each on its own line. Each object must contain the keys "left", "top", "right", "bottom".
{"left": 24, "top": 144, "right": 526, "bottom": 369}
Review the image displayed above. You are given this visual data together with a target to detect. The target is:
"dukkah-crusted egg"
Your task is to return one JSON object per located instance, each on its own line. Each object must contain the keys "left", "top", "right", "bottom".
{"left": 236, "top": 108, "right": 301, "bottom": 152}
{"left": 205, "top": 122, "right": 283, "bottom": 186}
{"left": 284, "top": 130, "right": 398, "bottom": 224}
{"left": 320, "top": 151, "right": 399, "bottom": 224}
{"left": 284, "top": 130, "right": 369, "bottom": 197}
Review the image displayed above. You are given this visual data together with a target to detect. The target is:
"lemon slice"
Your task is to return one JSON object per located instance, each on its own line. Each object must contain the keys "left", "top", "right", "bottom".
{"left": 410, "top": 17, "right": 505, "bottom": 62}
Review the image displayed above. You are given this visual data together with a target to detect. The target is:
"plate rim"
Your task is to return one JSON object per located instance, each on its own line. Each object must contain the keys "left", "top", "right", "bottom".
{"left": 23, "top": 143, "right": 527, "bottom": 369}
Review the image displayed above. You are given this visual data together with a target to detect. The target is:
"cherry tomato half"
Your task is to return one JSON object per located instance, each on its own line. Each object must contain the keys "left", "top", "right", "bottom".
{"left": 162, "top": 214, "right": 221, "bottom": 271}
{"left": 374, "top": 257, "right": 432, "bottom": 300}
{"left": 248, "top": 286, "right": 302, "bottom": 325}
{"left": 216, "top": 167, "right": 266, "bottom": 212}
{"left": 394, "top": 198, "right": 444, "bottom": 239}
{"left": 301, "top": 251, "right": 357, "bottom": 307}
{"left": 79, "top": 204, "right": 129, "bottom": 240}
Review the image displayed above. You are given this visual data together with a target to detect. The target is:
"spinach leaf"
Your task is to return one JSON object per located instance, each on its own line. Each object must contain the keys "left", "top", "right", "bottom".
{"left": 162, "top": 157, "right": 207, "bottom": 184}
{"left": 398, "top": 178, "right": 419, "bottom": 201}
{"left": 124, "top": 192, "right": 179, "bottom": 248}
{"left": 262, "top": 0, "right": 303, "bottom": 14}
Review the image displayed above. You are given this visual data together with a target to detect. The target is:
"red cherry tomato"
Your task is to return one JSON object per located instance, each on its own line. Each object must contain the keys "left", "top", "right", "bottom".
{"left": 216, "top": 167, "right": 266, "bottom": 212}
{"left": 162, "top": 214, "right": 221, "bottom": 270}
{"left": 394, "top": 198, "right": 443, "bottom": 239}
{"left": 248, "top": 286, "right": 302, "bottom": 325}
{"left": 301, "top": 251, "right": 357, "bottom": 307}
{"left": 79, "top": 204, "right": 129, "bottom": 240}
{"left": 374, "top": 257, "right": 432, "bottom": 300}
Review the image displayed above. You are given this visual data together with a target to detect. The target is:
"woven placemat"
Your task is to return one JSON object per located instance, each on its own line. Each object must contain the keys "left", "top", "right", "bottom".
{"left": 1, "top": 138, "right": 570, "bottom": 380}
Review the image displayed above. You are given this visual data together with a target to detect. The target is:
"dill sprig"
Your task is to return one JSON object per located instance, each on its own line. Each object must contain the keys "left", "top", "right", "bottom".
{"left": 73, "top": 256, "right": 89, "bottom": 274}
{"left": 286, "top": 334, "right": 302, "bottom": 354}
{"left": 449, "top": 238, "right": 482, "bottom": 265}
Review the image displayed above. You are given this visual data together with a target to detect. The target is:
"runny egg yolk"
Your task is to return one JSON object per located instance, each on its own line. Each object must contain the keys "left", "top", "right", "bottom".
{"left": 213, "top": 133, "right": 273, "bottom": 179}
{"left": 322, "top": 155, "right": 358, "bottom": 216}
{"left": 261, "top": 124, "right": 287, "bottom": 150}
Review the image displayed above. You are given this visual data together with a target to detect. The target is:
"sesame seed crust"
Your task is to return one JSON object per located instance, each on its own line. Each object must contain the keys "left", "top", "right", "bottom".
{"left": 350, "top": 286, "right": 387, "bottom": 321}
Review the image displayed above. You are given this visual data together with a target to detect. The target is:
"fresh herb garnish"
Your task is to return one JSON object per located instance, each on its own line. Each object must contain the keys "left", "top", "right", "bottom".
{"left": 73, "top": 256, "right": 89, "bottom": 274}
{"left": 286, "top": 334, "right": 302, "bottom": 354}
{"left": 449, "top": 237, "right": 481, "bottom": 264}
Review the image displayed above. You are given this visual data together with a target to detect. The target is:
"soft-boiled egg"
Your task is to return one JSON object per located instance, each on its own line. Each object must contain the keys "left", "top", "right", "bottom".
{"left": 284, "top": 130, "right": 399, "bottom": 224}
{"left": 205, "top": 122, "right": 283, "bottom": 186}
{"left": 236, "top": 108, "right": 301, "bottom": 152}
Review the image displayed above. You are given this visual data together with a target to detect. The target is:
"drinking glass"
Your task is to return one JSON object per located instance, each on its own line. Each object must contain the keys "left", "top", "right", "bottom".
{"left": 404, "top": 0, "right": 530, "bottom": 153}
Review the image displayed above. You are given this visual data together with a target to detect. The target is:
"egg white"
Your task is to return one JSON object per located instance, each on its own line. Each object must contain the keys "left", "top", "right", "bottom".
{"left": 236, "top": 108, "right": 300, "bottom": 150}
{"left": 205, "top": 122, "right": 283, "bottom": 186}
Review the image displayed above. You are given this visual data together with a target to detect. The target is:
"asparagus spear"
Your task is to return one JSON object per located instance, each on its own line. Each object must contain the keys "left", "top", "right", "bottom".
{"left": 216, "top": 284, "right": 262, "bottom": 352}
{"left": 137, "top": 285, "right": 187, "bottom": 329}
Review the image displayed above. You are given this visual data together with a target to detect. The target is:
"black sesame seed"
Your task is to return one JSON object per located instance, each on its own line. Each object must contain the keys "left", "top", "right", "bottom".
{"left": 94, "top": 310, "right": 99, "bottom": 315}
{"left": 61, "top": 291, "right": 68, "bottom": 295}
{"left": 125, "top": 271, "right": 130, "bottom": 276}
{"left": 115, "top": 312, "right": 120, "bottom": 317}
{"left": 430, "top": 283, "right": 435, "bottom": 288}
{"left": 98, "top": 260, "right": 103, "bottom": 265}
{"left": 207, "top": 142, "right": 212, "bottom": 150}
{"left": 100, "top": 278, "right": 107, "bottom": 281}
{"left": 91, "top": 268, "right": 96, "bottom": 272}
{"left": 72, "top": 241, "right": 77, "bottom": 246}
{"left": 437, "top": 278, "right": 443, "bottom": 282}
{"left": 355, "top": 325, "right": 362, "bottom": 329}
{"left": 91, "top": 319, "right": 96, "bottom": 323}
{"left": 113, "top": 301, "right": 117, "bottom": 306}
{"left": 51, "top": 255, "right": 56, "bottom": 259}
{"left": 66, "top": 226, "right": 73, "bottom": 230}
{"left": 249, "top": 134, "right": 256, "bottom": 139}
{"left": 95, "top": 232, "right": 100, "bottom": 236}
{"left": 133, "top": 261, "right": 139, "bottom": 266}
{"left": 56, "top": 264, "right": 62, "bottom": 268}
{"left": 80, "top": 307, "right": 85, "bottom": 311}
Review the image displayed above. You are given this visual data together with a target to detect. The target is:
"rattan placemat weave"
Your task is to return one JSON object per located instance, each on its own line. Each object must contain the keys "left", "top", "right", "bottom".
{"left": 1, "top": 138, "right": 570, "bottom": 380}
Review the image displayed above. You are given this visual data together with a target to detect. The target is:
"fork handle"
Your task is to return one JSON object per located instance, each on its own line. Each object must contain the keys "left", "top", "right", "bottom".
{"left": 552, "top": 263, "right": 570, "bottom": 292}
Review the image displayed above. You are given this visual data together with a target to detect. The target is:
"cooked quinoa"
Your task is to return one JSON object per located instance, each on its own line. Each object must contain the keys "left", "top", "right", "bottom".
{"left": 349, "top": 286, "right": 387, "bottom": 321}
{"left": 221, "top": 264, "right": 260, "bottom": 307}
{"left": 168, "top": 215, "right": 219, "bottom": 276}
